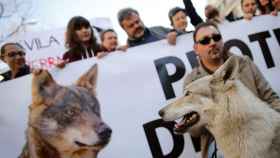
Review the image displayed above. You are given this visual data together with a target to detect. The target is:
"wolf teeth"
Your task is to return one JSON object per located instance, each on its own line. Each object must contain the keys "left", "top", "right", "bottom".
{"left": 191, "top": 114, "right": 197, "bottom": 119}
{"left": 174, "top": 112, "right": 199, "bottom": 131}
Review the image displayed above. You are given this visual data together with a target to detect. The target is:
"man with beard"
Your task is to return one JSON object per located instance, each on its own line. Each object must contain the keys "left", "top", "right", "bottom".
{"left": 0, "top": 42, "right": 30, "bottom": 82}
{"left": 183, "top": 22, "right": 280, "bottom": 158}
{"left": 117, "top": 7, "right": 171, "bottom": 47}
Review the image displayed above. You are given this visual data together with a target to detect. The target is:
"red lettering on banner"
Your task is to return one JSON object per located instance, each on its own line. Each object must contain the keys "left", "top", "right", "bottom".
{"left": 27, "top": 56, "right": 63, "bottom": 69}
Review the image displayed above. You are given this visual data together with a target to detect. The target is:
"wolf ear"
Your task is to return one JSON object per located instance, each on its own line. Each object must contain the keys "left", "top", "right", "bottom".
{"left": 213, "top": 56, "right": 239, "bottom": 83}
{"left": 31, "top": 69, "right": 60, "bottom": 106}
{"left": 76, "top": 64, "right": 98, "bottom": 95}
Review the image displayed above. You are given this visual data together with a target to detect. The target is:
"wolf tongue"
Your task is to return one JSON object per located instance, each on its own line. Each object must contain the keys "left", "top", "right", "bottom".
{"left": 175, "top": 119, "right": 186, "bottom": 129}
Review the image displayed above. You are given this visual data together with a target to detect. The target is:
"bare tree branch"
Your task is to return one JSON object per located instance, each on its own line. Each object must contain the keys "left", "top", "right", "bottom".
{"left": 0, "top": 0, "right": 34, "bottom": 44}
{"left": 0, "top": 0, "right": 18, "bottom": 18}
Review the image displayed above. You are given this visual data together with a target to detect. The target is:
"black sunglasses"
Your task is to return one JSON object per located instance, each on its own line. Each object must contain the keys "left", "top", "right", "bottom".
{"left": 196, "top": 33, "right": 222, "bottom": 45}
{"left": 6, "top": 51, "right": 26, "bottom": 58}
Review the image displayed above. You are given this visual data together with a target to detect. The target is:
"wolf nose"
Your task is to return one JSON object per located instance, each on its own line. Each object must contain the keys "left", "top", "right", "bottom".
{"left": 99, "top": 128, "right": 112, "bottom": 140}
{"left": 159, "top": 110, "right": 165, "bottom": 117}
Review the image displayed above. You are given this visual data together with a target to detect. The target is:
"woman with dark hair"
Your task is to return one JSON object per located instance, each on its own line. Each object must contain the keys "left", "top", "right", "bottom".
{"left": 256, "top": 0, "right": 275, "bottom": 14}
{"left": 57, "top": 16, "right": 100, "bottom": 67}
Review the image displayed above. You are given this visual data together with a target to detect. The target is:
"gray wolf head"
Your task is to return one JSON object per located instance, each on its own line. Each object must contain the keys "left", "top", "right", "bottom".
{"left": 159, "top": 56, "right": 240, "bottom": 135}
{"left": 20, "top": 64, "right": 112, "bottom": 158}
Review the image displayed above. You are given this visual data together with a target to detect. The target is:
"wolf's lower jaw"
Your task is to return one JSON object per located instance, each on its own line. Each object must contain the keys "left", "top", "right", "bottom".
{"left": 75, "top": 140, "right": 109, "bottom": 149}
{"left": 75, "top": 141, "right": 101, "bottom": 148}
{"left": 173, "top": 112, "right": 200, "bottom": 134}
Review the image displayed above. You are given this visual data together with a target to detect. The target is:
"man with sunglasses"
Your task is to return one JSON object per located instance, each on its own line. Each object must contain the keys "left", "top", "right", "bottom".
{"left": 183, "top": 22, "right": 280, "bottom": 158}
{"left": 0, "top": 42, "right": 30, "bottom": 82}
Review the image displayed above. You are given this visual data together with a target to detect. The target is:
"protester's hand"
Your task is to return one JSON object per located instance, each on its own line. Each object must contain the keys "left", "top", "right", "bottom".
{"left": 96, "top": 51, "right": 108, "bottom": 59}
{"left": 243, "top": 13, "right": 253, "bottom": 20}
{"left": 271, "top": 10, "right": 278, "bottom": 16}
{"left": 0, "top": 75, "right": 4, "bottom": 82}
{"left": 166, "top": 31, "right": 177, "bottom": 45}
{"left": 55, "top": 59, "right": 69, "bottom": 69}
{"left": 116, "top": 44, "right": 128, "bottom": 52}
{"left": 32, "top": 69, "right": 43, "bottom": 75}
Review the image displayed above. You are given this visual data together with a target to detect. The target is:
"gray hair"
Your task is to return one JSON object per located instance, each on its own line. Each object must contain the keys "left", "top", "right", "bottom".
{"left": 117, "top": 7, "right": 139, "bottom": 26}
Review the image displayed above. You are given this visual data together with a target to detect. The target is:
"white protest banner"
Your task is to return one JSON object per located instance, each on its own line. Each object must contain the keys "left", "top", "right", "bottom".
{"left": 0, "top": 18, "right": 112, "bottom": 70}
{"left": 0, "top": 15, "right": 279, "bottom": 158}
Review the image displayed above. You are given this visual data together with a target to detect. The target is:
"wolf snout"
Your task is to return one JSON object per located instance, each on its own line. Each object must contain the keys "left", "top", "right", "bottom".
{"left": 97, "top": 122, "right": 112, "bottom": 140}
{"left": 98, "top": 127, "right": 112, "bottom": 140}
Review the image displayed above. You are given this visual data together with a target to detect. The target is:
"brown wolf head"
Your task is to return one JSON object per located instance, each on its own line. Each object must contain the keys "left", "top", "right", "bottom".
{"left": 20, "top": 64, "right": 112, "bottom": 158}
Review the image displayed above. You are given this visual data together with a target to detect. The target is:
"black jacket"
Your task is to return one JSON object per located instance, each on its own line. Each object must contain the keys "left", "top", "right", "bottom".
{"left": 183, "top": 0, "right": 203, "bottom": 26}
{"left": 0, "top": 64, "right": 30, "bottom": 82}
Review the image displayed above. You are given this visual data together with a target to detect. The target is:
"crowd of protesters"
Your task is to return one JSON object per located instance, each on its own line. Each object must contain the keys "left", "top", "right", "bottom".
{"left": 0, "top": 0, "right": 279, "bottom": 82}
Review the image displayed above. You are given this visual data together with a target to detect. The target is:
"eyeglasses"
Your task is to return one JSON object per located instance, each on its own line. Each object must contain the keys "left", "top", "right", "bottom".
{"left": 5, "top": 51, "right": 26, "bottom": 58}
{"left": 196, "top": 33, "right": 222, "bottom": 45}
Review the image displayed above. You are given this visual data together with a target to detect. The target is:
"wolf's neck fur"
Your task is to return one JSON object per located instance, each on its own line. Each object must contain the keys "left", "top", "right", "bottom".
{"left": 25, "top": 127, "right": 98, "bottom": 158}
{"left": 208, "top": 81, "right": 280, "bottom": 158}
{"left": 25, "top": 127, "right": 60, "bottom": 158}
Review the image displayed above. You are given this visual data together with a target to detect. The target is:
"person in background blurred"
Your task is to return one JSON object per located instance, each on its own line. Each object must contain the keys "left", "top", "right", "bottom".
{"left": 57, "top": 16, "right": 100, "bottom": 68}
{"left": 256, "top": 0, "right": 275, "bottom": 14}
{"left": 168, "top": 7, "right": 190, "bottom": 34}
{"left": 239, "top": 0, "right": 258, "bottom": 20}
{"left": 204, "top": 4, "right": 224, "bottom": 24}
{"left": 0, "top": 42, "right": 30, "bottom": 82}
{"left": 96, "top": 29, "right": 127, "bottom": 59}
{"left": 272, "top": 0, "right": 280, "bottom": 9}
{"left": 271, "top": 0, "right": 280, "bottom": 15}
{"left": 207, "top": 0, "right": 243, "bottom": 21}
{"left": 167, "top": 0, "right": 204, "bottom": 45}
{"left": 166, "top": 7, "right": 190, "bottom": 45}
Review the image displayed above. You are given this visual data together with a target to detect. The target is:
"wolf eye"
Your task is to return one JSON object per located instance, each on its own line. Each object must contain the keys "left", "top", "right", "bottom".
{"left": 66, "top": 108, "right": 79, "bottom": 116}
{"left": 67, "top": 109, "right": 74, "bottom": 116}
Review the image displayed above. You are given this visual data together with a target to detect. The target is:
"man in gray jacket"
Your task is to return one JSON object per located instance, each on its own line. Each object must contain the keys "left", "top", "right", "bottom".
{"left": 184, "top": 21, "right": 280, "bottom": 158}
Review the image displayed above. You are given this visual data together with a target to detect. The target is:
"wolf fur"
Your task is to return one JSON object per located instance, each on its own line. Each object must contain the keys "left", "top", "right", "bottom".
{"left": 19, "top": 64, "right": 112, "bottom": 158}
{"left": 159, "top": 57, "right": 280, "bottom": 158}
